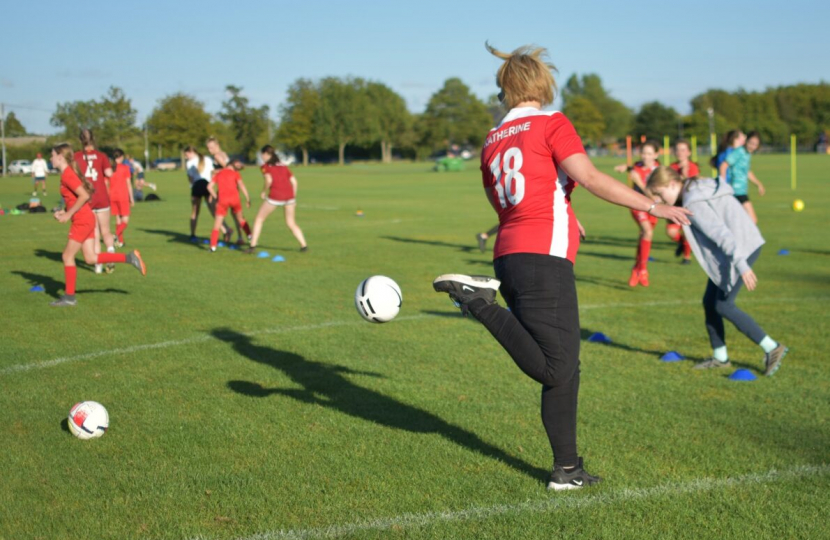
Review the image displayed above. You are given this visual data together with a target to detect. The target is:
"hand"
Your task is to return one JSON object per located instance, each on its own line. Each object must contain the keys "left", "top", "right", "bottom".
{"left": 54, "top": 210, "right": 70, "bottom": 223}
{"left": 577, "top": 220, "right": 586, "bottom": 241}
{"left": 261, "top": 192, "right": 266, "bottom": 200}
{"left": 742, "top": 269, "right": 757, "bottom": 291}
{"left": 246, "top": 200, "right": 251, "bottom": 209}
{"left": 208, "top": 195, "right": 216, "bottom": 203}
{"left": 757, "top": 183, "right": 766, "bottom": 196}
{"left": 613, "top": 164, "right": 628, "bottom": 173}
{"left": 650, "top": 204, "right": 692, "bottom": 226}
{"left": 130, "top": 201, "right": 135, "bottom": 207}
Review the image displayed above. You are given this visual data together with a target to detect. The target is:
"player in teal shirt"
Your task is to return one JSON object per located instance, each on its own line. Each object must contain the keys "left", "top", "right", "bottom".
{"left": 725, "top": 131, "right": 765, "bottom": 223}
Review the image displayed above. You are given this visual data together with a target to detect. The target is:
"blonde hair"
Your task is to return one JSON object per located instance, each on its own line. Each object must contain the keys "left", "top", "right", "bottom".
{"left": 183, "top": 145, "right": 205, "bottom": 174}
{"left": 646, "top": 166, "right": 683, "bottom": 191}
{"left": 53, "top": 143, "right": 93, "bottom": 194}
{"left": 486, "top": 43, "right": 557, "bottom": 109}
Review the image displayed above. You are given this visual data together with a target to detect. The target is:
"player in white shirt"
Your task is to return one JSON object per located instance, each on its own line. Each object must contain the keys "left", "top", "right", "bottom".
{"left": 31, "top": 153, "right": 50, "bottom": 197}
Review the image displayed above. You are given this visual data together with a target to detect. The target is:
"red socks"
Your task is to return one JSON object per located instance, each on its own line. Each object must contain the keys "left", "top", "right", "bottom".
{"left": 210, "top": 229, "right": 220, "bottom": 248}
{"left": 637, "top": 239, "right": 652, "bottom": 270}
{"left": 64, "top": 266, "right": 77, "bottom": 295}
{"left": 241, "top": 220, "right": 251, "bottom": 237}
{"left": 97, "top": 253, "right": 127, "bottom": 264}
{"left": 682, "top": 237, "right": 691, "bottom": 258}
{"left": 116, "top": 223, "right": 127, "bottom": 243}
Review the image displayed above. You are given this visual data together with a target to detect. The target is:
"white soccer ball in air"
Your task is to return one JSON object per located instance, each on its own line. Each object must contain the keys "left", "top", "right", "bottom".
{"left": 67, "top": 401, "right": 109, "bottom": 440}
{"left": 355, "top": 276, "right": 402, "bottom": 323}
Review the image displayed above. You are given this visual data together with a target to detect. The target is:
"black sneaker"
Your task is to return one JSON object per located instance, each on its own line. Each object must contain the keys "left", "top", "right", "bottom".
{"left": 244, "top": 246, "right": 257, "bottom": 254}
{"left": 675, "top": 241, "right": 684, "bottom": 257}
{"left": 300, "top": 246, "right": 309, "bottom": 253}
{"left": 433, "top": 274, "right": 500, "bottom": 315}
{"left": 125, "top": 250, "right": 147, "bottom": 276}
{"left": 764, "top": 343, "right": 788, "bottom": 376}
{"left": 681, "top": 258, "right": 692, "bottom": 265}
{"left": 547, "top": 457, "right": 601, "bottom": 491}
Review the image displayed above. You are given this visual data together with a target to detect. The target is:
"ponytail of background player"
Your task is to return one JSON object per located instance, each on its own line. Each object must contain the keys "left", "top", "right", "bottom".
{"left": 74, "top": 129, "right": 117, "bottom": 274}
{"left": 109, "top": 149, "right": 134, "bottom": 247}
{"left": 647, "top": 166, "right": 786, "bottom": 375}
{"left": 433, "top": 44, "right": 691, "bottom": 491}
{"left": 246, "top": 145, "right": 308, "bottom": 253}
{"left": 667, "top": 139, "right": 699, "bottom": 264}
{"left": 50, "top": 144, "right": 146, "bottom": 307}
{"left": 613, "top": 140, "right": 661, "bottom": 286}
{"left": 206, "top": 159, "right": 251, "bottom": 252}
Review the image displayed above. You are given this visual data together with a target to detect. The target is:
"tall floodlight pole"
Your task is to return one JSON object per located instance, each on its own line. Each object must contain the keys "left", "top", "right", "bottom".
{"left": 707, "top": 107, "right": 715, "bottom": 153}
{"left": 1, "top": 103, "right": 6, "bottom": 178}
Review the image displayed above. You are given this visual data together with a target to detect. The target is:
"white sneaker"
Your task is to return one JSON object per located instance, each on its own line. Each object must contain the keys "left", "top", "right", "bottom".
{"left": 94, "top": 264, "right": 103, "bottom": 274}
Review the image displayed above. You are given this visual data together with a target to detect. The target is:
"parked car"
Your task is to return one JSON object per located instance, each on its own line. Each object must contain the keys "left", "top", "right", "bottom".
{"left": 9, "top": 160, "right": 33, "bottom": 174}
{"left": 152, "top": 158, "right": 181, "bottom": 171}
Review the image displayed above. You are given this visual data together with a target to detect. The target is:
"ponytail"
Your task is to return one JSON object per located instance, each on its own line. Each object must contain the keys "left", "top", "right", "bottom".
{"left": 260, "top": 145, "right": 281, "bottom": 166}
{"left": 54, "top": 143, "right": 93, "bottom": 194}
{"left": 184, "top": 145, "right": 206, "bottom": 173}
{"left": 79, "top": 128, "right": 96, "bottom": 150}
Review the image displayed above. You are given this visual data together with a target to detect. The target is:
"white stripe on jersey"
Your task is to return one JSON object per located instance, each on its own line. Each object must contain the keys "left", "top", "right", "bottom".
{"left": 494, "top": 107, "right": 560, "bottom": 130}
{"left": 550, "top": 166, "right": 570, "bottom": 258}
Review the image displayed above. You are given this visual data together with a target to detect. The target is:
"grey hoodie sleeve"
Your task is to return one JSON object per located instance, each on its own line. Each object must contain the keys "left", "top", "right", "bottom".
{"left": 687, "top": 200, "right": 749, "bottom": 274}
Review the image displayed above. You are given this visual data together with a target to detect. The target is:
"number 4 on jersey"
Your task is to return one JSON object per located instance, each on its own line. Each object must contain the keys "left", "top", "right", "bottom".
{"left": 489, "top": 147, "right": 524, "bottom": 208}
{"left": 84, "top": 159, "right": 99, "bottom": 182}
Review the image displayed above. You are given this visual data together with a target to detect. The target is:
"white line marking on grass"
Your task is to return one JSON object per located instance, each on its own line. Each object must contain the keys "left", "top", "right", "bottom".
{"left": 199, "top": 464, "right": 829, "bottom": 540}
{"left": 3, "top": 296, "right": 825, "bottom": 377}
{"left": 0, "top": 315, "right": 428, "bottom": 377}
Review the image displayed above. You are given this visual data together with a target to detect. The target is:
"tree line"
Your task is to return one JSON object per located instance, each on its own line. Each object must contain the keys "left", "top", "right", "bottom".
{"left": 4, "top": 77, "right": 828, "bottom": 164}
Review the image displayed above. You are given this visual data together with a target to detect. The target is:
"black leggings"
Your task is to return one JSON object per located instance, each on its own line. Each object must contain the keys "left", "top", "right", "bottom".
{"left": 470, "top": 253, "right": 580, "bottom": 467}
{"left": 703, "top": 247, "right": 766, "bottom": 349}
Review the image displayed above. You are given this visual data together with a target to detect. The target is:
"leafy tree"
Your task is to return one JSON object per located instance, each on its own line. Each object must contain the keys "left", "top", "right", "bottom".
{"left": 218, "top": 85, "right": 270, "bottom": 161}
{"left": 562, "top": 97, "right": 605, "bottom": 146}
{"left": 314, "top": 77, "right": 372, "bottom": 165}
{"left": 561, "top": 74, "right": 632, "bottom": 142}
{"left": 420, "top": 78, "right": 491, "bottom": 151}
{"left": 633, "top": 101, "right": 679, "bottom": 141}
{"left": 277, "top": 79, "right": 319, "bottom": 166}
{"left": 365, "top": 82, "right": 411, "bottom": 163}
{"left": 146, "top": 93, "right": 212, "bottom": 156}
{"left": 50, "top": 86, "right": 137, "bottom": 147}
{"left": 3, "top": 111, "right": 26, "bottom": 137}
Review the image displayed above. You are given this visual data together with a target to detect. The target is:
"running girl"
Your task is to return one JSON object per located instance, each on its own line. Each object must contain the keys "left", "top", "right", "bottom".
{"left": 433, "top": 44, "right": 690, "bottom": 490}
{"left": 711, "top": 130, "right": 741, "bottom": 186}
{"left": 50, "top": 143, "right": 146, "bottom": 307}
{"left": 246, "top": 145, "right": 308, "bottom": 253}
{"left": 207, "top": 159, "right": 252, "bottom": 252}
{"left": 667, "top": 139, "right": 699, "bottom": 264}
{"left": 109, "top": 149, "right": 134, "bottom": 247}
{"left": 613, "top": 140, "right": 661, "bottom": 286}
{"left": 74, "top": 129, "right": 116, "bottom": 274}
{"left": 724, "top": 131, "right": 765, "bottom": 223}
{"left": 647, "top": 166, "right": 787, "bottom": 375}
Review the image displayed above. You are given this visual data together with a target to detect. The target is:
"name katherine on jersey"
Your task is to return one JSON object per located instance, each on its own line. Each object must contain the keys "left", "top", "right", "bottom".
{"left": 483, "top": 121, "right": 532, "bottom": 148}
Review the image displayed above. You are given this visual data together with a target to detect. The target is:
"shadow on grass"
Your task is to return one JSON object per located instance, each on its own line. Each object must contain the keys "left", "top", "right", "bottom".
{"left": 139, "top": 228, "right": 206, "bottom": 248}
{"left": 60, "top": 418, "right": 70, "bottom": 433}
{"left": 582, "top": 235, "right": 674, "bottom": 249}
{"left": 34, "top": 249, "right": 93, "bottom": 271}
{"left": 382, "top": 236, "right": 476, "bottom": 253}
{"left": 576, "top": 275, "right": 632, "bottom": 291}
{"left": 214, "top": 328, "right": 547, "bottom": 482}
{"left": 11, "top": 271, "right": 128, "bottom": 299}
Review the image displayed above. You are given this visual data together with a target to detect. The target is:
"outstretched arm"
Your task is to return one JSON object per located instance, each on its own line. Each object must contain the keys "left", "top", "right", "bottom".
{"left": 238, "top": 179, "right": 251, "bottom": 208}
{"left": 748, "top": 171, "right": 765, "bottom": 195}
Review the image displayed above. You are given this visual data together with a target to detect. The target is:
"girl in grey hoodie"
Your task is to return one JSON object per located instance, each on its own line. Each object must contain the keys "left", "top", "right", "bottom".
{"left": 647, "top": 167, "right": 788, "bottom": 376}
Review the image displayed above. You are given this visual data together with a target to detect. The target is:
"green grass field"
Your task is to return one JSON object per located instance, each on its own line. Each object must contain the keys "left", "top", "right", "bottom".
{"left": 1, "top": 155, "right": 828, "bottom": 540}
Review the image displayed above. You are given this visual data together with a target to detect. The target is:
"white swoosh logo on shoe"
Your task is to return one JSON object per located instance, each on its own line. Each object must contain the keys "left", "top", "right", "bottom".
{"left": 573, "top": 479, "right": 583, "bottom": 486}
{"left": 462, "top": 285, "right": 475, "bottom": 293}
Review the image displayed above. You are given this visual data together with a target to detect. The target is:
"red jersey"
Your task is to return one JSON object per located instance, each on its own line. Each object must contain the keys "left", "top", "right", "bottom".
{"left": 261, "top": 164, "right": 295, "bottom": 201}
{"left": 109, "top": 163, "right": 131, "bottom": 202}
{"left": 480, "top": 108, "right": 585, "bottom": 263}
{"left": 60, "top": 168, "right": 94, "bottom": 223}
{"left": 670, "top": 160, "right": 700, "bottom": 179}
{"left": 211, "top": 168, "right": 241, "bottom": 202}
{"left": 74, "top": 150, "right": 111, "bottom": 209}
{"left": 631, "top": 162, "right": 658, "bottom": 194}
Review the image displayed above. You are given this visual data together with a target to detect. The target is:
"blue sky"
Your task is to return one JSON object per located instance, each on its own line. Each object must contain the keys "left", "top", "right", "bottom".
{"left": 2, "top": 0, "right": 827, "bottom": 134}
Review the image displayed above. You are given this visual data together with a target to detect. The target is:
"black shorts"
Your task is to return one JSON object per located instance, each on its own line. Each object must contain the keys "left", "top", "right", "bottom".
{"left": 735, "top": 194, "right": 750, "bottom": 204}
{"left": 191, "top": 179, "right": 210, "bottom": 198}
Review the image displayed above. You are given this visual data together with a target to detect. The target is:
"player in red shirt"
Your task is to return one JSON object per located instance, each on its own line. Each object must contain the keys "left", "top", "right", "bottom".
{"left": 613, "top": 140, "right": 661, "bottom": 286}
{"left": 207, "top": 136, "right": 245, "bottom": 244}
{"left": 49, "top": 144, "right": 146, "bottom": 307}
{"left": 206, "top": 159, "right": 252, "bottom": 252}
{"left": 74, "top": 129, "right": 117, "bottom": 274}
{"left": 109, "top": 149, "right": 135, "bottom": 247}
{"left": 246, "top": 145, "right": 308, "bottom": 253}
{"left": 433, "top": 44, "right": 690, "bottom": 490}
{"left": 667, "top": 139, "right": 699, "bottom": 264}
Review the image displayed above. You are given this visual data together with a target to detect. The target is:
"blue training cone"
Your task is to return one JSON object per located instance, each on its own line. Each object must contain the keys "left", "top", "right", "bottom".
{"left": 257, "top": 251, "right": 270, "bottom": 259}
{"left": 728, "top": 369, "right": 757, "bottom": 381}
{"left": 648, "top": 256, "right": 656, "bottom": 262}
{"left": 661, "top": 351, "right": 684, "bottom": 362}
{"left": 190, "top": 237, "right": 199, "bottom": 243}
{"left": 778, "top": 249, "right": 790, "bottom": 256}
{"left": 228, "top": 244, "right": 237, "bottom": 250}
{"left": 202, "top": 239, "right": 210, "bottom": 244}
{"left": 587, "top": 332, "right": 612, "bottom": 344}
{"left": 272, "top": 255, "right": 285, "bottom": 262}
{"left": 29, "top": 285, "right": 45, "bottom": 293}
{"left": 217, "top": 241, "right": 226, "bottom": 248}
